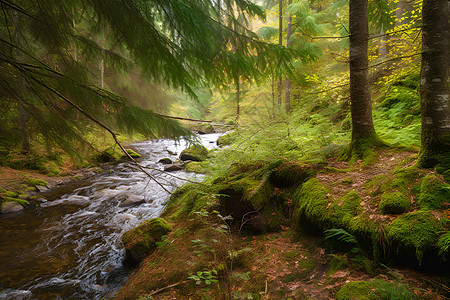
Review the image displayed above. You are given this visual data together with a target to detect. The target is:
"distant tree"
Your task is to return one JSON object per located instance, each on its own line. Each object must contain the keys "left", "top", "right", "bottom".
{"left": 284, "top": 0, "right": 293, "bottom": 114}
{"left": 417, "top": 0, "right": 450, "bottom": 170}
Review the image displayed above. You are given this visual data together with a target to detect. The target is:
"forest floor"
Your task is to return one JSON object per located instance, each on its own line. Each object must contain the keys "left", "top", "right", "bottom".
{"left": 115, "top": 149, "right": 450, "bottom": 299}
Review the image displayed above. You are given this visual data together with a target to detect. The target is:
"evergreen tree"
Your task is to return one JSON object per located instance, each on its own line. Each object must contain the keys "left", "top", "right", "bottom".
{"left": 0, "top": 0, "right": 292, "bottom": 158}
{"left": 417, "top": 0, "right": 450, "bottom": 170}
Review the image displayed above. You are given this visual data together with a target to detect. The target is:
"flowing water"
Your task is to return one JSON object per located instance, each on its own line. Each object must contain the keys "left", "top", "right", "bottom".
{"left": 0, "top": 133, "right": 221, "bottom": 300}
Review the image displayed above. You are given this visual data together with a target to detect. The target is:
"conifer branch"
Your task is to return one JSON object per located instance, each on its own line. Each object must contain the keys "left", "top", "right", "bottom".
{"left": 368, "top": 25, "right": 422, "bottom": 40}
{"left": 368, "top": 53, "right": 421, "bottom": 69}
{"left": 26, "top": 73, "right": 174, "bottom": 195}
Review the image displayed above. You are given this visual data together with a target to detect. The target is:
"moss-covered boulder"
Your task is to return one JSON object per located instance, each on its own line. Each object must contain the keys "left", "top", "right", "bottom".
{"left": 218, "top": 174, "right": 280, "bottom": 232}
{"left": 386, "top": 211, "right": 445, "bottom": 265}
{"left": 418, "top": 174, "right": 450, "bottom": 210}
{"left": 1, "top": 201, "right": 24, "bottom": 213}
{"left": 185, "top": 161, "right": 207, "bottom": 174}
{"left": 216, "top": 131, "right": 238, "bottom": 146}
{"left": 159, "top": 157, "right": 173, "bottom": 164}
{"left": 335, "top": 280, "right": 379, "bottom": 300}
{"left": 121, "top": 218, "right": 172, "bottom": 264}
{"left": 293, "top": 178, "right": 333, "bottom": 230}
{"left": 180, "top": 145, "right": 208, "bottom": 162}
{"left": 122, "top": 149, "right": 141, "bottom": 159}
{"left": 335, "top": 280, "right": 415, "bottom": 300}
{"left": 196, "top": 123, "right": 215, "bottom": 134}
{"left": 325, "top": 191, "right": 363, "bottom": 228}
{"left": 269, "top": 161, "right": 315, "bottom": 188}
{"left": 379, "top": 191, "right": 410, "bottom": 215}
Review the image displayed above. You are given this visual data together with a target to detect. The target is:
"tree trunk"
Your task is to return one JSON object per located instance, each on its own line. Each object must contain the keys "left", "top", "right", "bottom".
{"left": 349, "top": 0, "right": 374, "bottom": 140}
{"left": 343, "top": 0, "right": 383, "bottom": 160}
{"left": 284, "top": 0, "right": 292, "bottom": 114}
{"left": 277, "top": 0, "right": 283, "bottom": 108}
{"left": 418, "top": 0, "right": 450, "bottom": 168}
{"left": 236, "top": 79, "right": 240, "bottom": 126}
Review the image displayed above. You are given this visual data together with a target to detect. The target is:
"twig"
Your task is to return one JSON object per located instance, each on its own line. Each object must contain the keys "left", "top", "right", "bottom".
{"left": 368, "top": 52, "right": 421, "bottom": 69}
{"left": 147, "top": 280, "right": 189, "bottom": 296}
{"left": 239, "top": 210, "right": 259, "bottom": 233}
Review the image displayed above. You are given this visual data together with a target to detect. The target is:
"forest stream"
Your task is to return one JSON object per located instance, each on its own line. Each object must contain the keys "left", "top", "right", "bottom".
{"left": 0, "top": 133, "right": 222, "bottom": 300}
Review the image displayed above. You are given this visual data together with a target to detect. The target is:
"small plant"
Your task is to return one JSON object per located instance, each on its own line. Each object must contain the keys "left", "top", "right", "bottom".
{"left": 188, "top": 269, "right": 218, "bottom": 285}
{"left": 438, "top": 232, "right": 450, "bottom": 260}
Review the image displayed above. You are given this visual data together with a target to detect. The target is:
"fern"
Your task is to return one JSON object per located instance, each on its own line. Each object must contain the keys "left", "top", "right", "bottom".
{"left": 438, "top": 232, "right": 450, "bottom": 259}
{"left": 324, "top": 228, "right": 359, "bottom": 245}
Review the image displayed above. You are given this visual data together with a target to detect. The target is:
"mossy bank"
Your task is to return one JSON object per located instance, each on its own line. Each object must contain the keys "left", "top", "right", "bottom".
{"left": 114, "top": 150, "right": 450, "bottom": 299}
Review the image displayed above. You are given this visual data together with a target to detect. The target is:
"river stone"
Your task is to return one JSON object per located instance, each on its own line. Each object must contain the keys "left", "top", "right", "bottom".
{"left": 159, "top": 158, "right": 173, "bottom": 164}
{"left": 35, "top": 185, "right": 49, "bottom": 193}
{"left": 179, "top": 145, "right": 208, "bottom": 162}
{"left": 119, "top": 194, "right": 145, "bottom": 207}
{"left": 164, "top": 161, "right": 185, "bottom": 172}
{"left": 1, "top": 201, "right": 24, "bottom": 214}
{"left": 121, "top": 217, "right": 172, "bottom": 264}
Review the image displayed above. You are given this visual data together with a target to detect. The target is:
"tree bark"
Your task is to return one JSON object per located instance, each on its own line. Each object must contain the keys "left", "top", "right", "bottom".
{"left": 284, "top": 0, "right": 292, "bottom": 114}
{"left": 349, "top": 0, "right": 374, "bottom": 140}
{"left": 277, "top": 0, "right": 283, "bottom": 107}
{"left": 418, "top": 0, "right": 450, "bottom": 168}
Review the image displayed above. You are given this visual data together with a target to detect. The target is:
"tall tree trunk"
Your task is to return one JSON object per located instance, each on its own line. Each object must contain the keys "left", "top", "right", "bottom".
{"left": 344, "top": 0, "right": 383, "bottom": 160}
{"left": 236, "top": 79, "right": 240, "bottom": 126}
{"left": 271, "top": 71, "right": 275, "bottom": 119}
{"left": 284, "top": 0, "right": 292, "bottom": 114}
{"left": 277, "top": 0, "right": 283, "bottom": 107}
{"left": 418, "top": 0, "right": 450, "bottom": 168}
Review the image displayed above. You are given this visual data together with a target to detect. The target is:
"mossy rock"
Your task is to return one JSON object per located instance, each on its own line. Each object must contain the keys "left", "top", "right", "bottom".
{"left": 179, "top": 144, "right": 208, "bottom": 162}
{"left": 185, "top": 161, "right": 207, "bottom": 174}
{"left": 219, "top": 175, "right": 278, "bottom": 232}
{"left": 335, "top": 280, "right": 415, "bottom": 300}
{"left": 97, "top": 147, "right": 122, "bottom": 162}
{"left": 335, "top": 280, "right": 379, "bottom": 300}
{"left": 122, "top": 149, "right": 141, "bottom": 159}
{"left": 379, "top": 191, "right": 410, "bottom": 215}
{"left": 121, "top": 218, "right": 172, "bottom": 264}
{"left": 269, "top": 161, "right": 315, "bottom": 188}
{"left": 293, "top": 178, "right": 333, "bottom": 230}
{"left": 325, "top": 191, "right": 363, "bottom": 229}
{"left": 386, "top": 211, "right": 445, "bottom": 265}
{"left": 25, "top": 178, "right": 48, "bottom": 188}
{"left": 418, "top": 174, "right": 450, "bottom": 210}
{"left": 159, "top": 157, "right": 173, "bottom": 164}
{"left": 216, "top": 131, "right": 238, "bottom": 146}
{"left": 196, "top": 123, "right": 215, "bottom": 134}
{"left": 3, "top": 190, "right": 19, "bottom": 198}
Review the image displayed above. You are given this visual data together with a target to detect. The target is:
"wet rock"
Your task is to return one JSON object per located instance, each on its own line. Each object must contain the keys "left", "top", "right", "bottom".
{"left": 35, "top": 185, "right": 49, "bottom": 193}
{"left": 121, "top": 218, "right": 172, "bottom": 264}
{"left": 36, "top": 197, "right": 47, "bottom": 203}
{"left": 119, "top": 194, "right": 146, "bottom": 207}
{"left": 1, "top": 201, "right": 24, "bottom": 214}
{"left": 180, "top": 145, "right": 208, "bottom": 162}
{"left": 164, "top": 161, "right": 185, "bottom": 172}
{"left": 159, "top": 158, "right": 173, "bottom": 164}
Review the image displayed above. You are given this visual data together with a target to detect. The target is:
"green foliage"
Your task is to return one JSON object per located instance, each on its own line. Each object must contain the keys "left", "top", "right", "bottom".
{"left": 24, "top": 178, "right": 48, "bottom": 187}
{"left": 379, "top": 191, "right": 410, "bottom": 215}
{"left": 188, "top": 269, "right": 218, "bottom": 286}
{"left": 437, "top": 232, "right": 450, "bottom": 259}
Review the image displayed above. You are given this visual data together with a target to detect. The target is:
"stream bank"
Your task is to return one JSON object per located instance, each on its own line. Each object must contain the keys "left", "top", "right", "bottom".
{"left": 115, "top": 149, "right": 450, "bottom": 299}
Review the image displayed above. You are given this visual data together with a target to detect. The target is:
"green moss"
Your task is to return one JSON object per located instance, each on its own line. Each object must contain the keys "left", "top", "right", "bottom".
{"left": 293, "top": 178, "right": 332, "bottom": 228}
{"left": 418, "top": 174, "right": 450, "bottom": 210}
{"left": 321, "top": 191, "right": 366, "bottom": 232}
{"left": 335, "top": 281, "right": 378, "bottom": 300}
{"left": 25, "top": 178, "right": 48, "bottom": 187}
{"left": 269, "top": 161, "right": 315, "bottom": 188}
{"left": 387, "top": 211, "right": 444, "bottom": 264}
{"left": 379, "top": 191, "right": 410, "bottom": 215}
{"left": 185, "top": 161, "right": 207, "bottom": 174}
{"left": 340, "top": 133, "right": 387, "bottom": 165}
{"left": 123, "top": 149, "right": 141, "bottom": 158}
{"left": 341, "top": 177, "right": 353, "bottom": 185}
{"left": 3, "top": 191, "right": 18, "bottom": 198}
{"left": 122, "top": 218, "right": 172, "bottom": 263}
{"left": 335, "top": 279, "right": 415, "bottom": 300}
{"left": 180, "top": 144, "right": 209, "bottom": 162}
{"left": 216, "top": 131, "right": 238, "bottom": 146}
